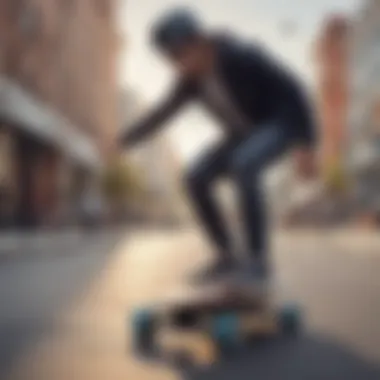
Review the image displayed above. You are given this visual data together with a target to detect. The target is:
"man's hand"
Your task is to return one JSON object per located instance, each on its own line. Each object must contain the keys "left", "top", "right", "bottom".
{"left": 293, "top": 147, "right": 318, "bottom": 180}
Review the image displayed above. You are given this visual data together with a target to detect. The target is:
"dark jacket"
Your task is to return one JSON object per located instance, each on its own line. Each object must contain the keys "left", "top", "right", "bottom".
{"left": 122, "top": 33, "right": 316, "bottom": 147}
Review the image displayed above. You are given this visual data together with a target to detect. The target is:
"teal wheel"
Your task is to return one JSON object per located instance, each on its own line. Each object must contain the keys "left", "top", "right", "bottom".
{"left": 131, "top": 308, "right": 156, "bottom": 353}
{"left": 279, "top": 304, "right": 301, "bottom": 335}
{"left": 211, "top": 313, "right": 241, "bottom": 354}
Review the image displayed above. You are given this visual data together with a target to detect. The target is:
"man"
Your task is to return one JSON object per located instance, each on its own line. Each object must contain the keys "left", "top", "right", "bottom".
{"left": 121, "top": 8, "right": 317, "bottom": 286}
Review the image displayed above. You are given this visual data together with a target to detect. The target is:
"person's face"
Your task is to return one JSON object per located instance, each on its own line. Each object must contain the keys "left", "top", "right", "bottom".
{"left": 167, "top": 39, "right": 213, "bottom": 78}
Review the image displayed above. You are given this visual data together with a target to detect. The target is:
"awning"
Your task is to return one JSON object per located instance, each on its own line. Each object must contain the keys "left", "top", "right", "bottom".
{"left": 0, "top": 77, "right": 102, "bottom": 170}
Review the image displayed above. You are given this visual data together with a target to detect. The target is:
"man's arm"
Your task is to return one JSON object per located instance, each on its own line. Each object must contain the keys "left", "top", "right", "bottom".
{"left": 120, "top": 80, "right": 194, "bottom": 148}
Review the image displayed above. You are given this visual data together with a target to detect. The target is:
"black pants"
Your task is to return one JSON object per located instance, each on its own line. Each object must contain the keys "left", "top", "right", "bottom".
{"left": 185, "top": 124, "right": 291, "bottom": 261}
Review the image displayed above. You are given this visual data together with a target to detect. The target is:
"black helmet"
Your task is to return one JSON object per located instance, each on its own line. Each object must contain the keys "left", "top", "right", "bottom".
{"left": 151, "top": 8, "right": 204, "bottom": 53}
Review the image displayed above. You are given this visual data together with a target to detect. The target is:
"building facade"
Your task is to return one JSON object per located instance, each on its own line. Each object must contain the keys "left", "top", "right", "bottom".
{"left": 279, "top": 14, "right": 351, "bottom": 227}
{"left": 0, "top": 0, "right": 119, "bottom": 227}
{"left": 313, "top": 14, "right": 350, "bottom": 174}
{"left": 347, "top": 0, "right": 380, "bottom": 219}
{"left": 349, "top": 0, "right": 380, "bottom": 169}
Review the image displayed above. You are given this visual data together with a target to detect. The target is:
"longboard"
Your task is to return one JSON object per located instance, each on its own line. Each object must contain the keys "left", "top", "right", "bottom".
{"left": 155, "top": 281, "right": 270, "bottom": 327}
{"left": 131, "top": 281, "right": 301, "bottom": 365}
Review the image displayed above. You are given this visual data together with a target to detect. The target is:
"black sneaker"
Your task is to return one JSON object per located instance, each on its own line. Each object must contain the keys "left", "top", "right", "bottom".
{"left": 192, "top": 258, "right": 237, "bottom": 284}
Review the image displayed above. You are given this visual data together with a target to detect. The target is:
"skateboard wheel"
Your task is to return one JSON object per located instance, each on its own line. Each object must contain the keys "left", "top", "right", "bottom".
{"left": 211, "top": 313, "right": 241, "bottom": 353}
{"left": 279, "top": 304, "right": 301, "bottom": 335}
{"left": 132, "top": 308, "right": 156, "bottom": 353}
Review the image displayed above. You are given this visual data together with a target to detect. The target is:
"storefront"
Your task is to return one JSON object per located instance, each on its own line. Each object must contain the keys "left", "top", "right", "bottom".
{"left": 0, "top": 78, "right": 103, "bottom": 228}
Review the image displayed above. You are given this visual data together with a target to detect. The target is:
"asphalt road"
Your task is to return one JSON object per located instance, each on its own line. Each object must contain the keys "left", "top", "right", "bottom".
{"left": 0, "top": 228, "right": 380, "bottom": 380}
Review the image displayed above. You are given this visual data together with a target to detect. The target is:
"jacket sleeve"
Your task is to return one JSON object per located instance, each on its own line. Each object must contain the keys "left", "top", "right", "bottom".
{"left": 120, "top": 79, "right": 194, "bottom": 147}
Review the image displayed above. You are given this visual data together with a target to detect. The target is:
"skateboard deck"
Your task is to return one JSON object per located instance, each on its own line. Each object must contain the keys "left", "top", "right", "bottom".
{"left": 155, "top": 281, "right": 270, "bottom": 328}
{"left": 131, "top": 281, "right": 301, "bottom": 365}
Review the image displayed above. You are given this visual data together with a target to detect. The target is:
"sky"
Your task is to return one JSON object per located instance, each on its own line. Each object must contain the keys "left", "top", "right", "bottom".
{"left": 119, "top": 0, "right": 362, "bottom": 162}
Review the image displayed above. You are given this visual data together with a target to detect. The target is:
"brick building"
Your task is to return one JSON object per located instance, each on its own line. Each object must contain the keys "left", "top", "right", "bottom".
{"left": 347, "top": 0, "right": 380, "bottom": 223}
{"left": 0, "top": 0, "right": 119, "bottom": 227}
{"left": 281, "top": 15, "right": 351, "bottom": 227}
{"left": 313, "top": 14, "right": 350, "bottom": 175}
{"left": 285, "top": 7, "right": 380, "bottom": 227}
{"left": 349, "top": 0, "right": 380, "bottom": 167}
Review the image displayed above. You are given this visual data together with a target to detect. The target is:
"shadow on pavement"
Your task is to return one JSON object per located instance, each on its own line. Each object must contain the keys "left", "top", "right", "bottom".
{"left": 172, "top": 335, "right": 380, "bottom": 380}
{"left": 0, "top": 320, "right": 55, "bottom": 377}
{"left": 0, "top": 234, "right": 124, "bottom": 379}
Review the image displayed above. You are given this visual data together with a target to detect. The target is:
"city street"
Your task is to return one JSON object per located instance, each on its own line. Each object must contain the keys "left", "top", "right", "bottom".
{"left": 0, "top": 228, "right": 380, "bottom": 380}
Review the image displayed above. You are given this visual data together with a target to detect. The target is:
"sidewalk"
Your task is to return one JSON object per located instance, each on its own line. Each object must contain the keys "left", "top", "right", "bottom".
{"left": 1, "top": 225, "right": 379, "bottom": 263}
{"left": 276, "top": 227, "right": 380, "bottom": 256}
{"left": 0, "top": 227, "right": 129, "bottom": 262}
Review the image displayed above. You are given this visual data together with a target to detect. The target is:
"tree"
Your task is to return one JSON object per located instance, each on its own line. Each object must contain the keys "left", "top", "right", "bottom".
{"left": 324, "top": 157, "right": 350, "bottom": 196}
{"left": 101, "top": 158, "right": 144, "bottom": 205}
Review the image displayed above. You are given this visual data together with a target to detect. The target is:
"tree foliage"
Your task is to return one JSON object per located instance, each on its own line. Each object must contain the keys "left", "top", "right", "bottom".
{"left": 324, "top": 159, "right": 349, "bottom": 195}
{"left": 101, "top": 158, "right": 144, "bottom": 203}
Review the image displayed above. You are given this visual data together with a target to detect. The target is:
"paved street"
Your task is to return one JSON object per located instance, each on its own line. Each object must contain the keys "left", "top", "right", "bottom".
{"left": 0, "top": 228, "right": 380, "bottom": 380}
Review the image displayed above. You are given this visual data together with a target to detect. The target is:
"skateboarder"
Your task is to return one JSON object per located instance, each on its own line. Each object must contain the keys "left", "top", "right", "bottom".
{"left": 120, "top": 8, "right": 317, "bottom": 286}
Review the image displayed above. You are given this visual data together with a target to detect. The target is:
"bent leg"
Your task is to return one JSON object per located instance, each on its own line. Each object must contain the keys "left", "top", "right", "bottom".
{"left": 230, "top": 125, "right": 291, "bottom": 262}
{"left": 185, "top": 139, "right": 237, "bottom": 259}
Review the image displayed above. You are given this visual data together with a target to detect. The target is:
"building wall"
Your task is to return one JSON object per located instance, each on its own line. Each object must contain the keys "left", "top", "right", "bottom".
{"left": 314, "top": 15, "right": 350, "bottom": 171}
{"left": 346, "top": 0, "right": 380, "bottom": 221}
{"left": 0, "top": 0, "right": 120, "bottom": 226}
{"left": 349, "top": 0, "right": 380, "bottom": 169}
{"left": 0, "top": 0, "right": 119, "bottom": 153}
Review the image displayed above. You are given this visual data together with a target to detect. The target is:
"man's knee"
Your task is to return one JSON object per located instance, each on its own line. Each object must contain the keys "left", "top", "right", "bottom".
{"left": 230, "top": 151, "right": 261, "bottom": 183}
